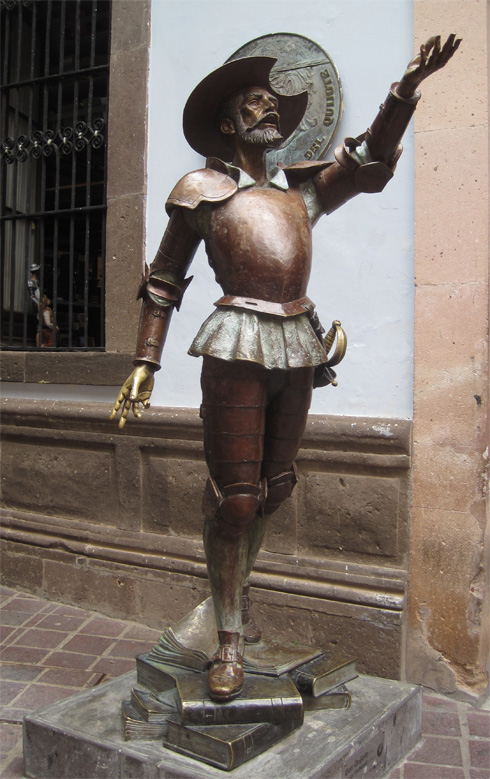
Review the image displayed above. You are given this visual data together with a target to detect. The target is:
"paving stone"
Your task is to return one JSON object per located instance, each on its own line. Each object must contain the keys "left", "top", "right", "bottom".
{"left": 0, "top": 722, "right": 22, "bottom": 755}
{"left": 38, "top": 668, "right": 100, "bottom": 688}
{"left": 0, "top": 755, "right": 24, "bottom": 778}
{"left": 34, "top": 614, "right": 87, "bottom": 632}
{"left": 106, "top": 638, "right": 156, "bottom": 658}
{"left": 22, "top": 613, "right": 51, "bottom": 628}
{"left": 422, "top": 694, "right": 459, "bottom": 712}
{"left": 468, "top": 712, "right": 490, "bottom": 738}
{"left": 421, "top": 709, "right": 462, "bottom": 736}
{"left": 2, "top": 598, "right": 55, "bottom": 614}
{"left": 404, "top": 763, "right": 465, "bottom": 778}
{"left": 470, "top": 739, "right": 490, "bottom": 770}
{"left": 0, "top": 647, "right": 49, "bottom": 665}
{"left": 0, "top": 612, "right": 37, "bottom": 627}
{"left": 408, "top": 735, "right": 463, "bottom": 766}
{"left": 79, "top": 618, "right": 128, "bottom": 637}
{"left": 0, "top": 681, "right": 25, "bottom": 706}
{"left": 469, "top": 769, "right": 490, "bottom": 778}
{"left": 0, "top": 664, "right": 42, "bottom": 683}
{"left": 89, "top": 657, "right": 135, "bottom": 676}
{"left": 0, "top": 586, "right": 17, "bottom": 601}
{"left": 11, "top": 683, "right": 76, "bottom": 711}
{"left": 11, "top": 628, "right": 70, "bottom": 650}
{"left": 61, "top": 634, "right": 115, "bottom": 656}
{"left": 1, "top": 709, "right": 29, "bottom": 724}
{"left": 0, "top": 626, "right": 16, "bottom": 643}
{"left": 52, "top": 604, "right": 92, "bottom": 618}
{"left": 122, "top": 624, "right": 162, "bottom": 641}
{"left": 42, "top": 651, "right": 98, "bottom": 670}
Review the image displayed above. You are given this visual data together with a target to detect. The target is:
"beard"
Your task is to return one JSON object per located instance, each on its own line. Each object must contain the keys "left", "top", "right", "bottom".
{"left": 233, "top": 112, "right": 284, "bottom": 148}
{"left": 243, "top": 126, "right": 284, "bottom": 147}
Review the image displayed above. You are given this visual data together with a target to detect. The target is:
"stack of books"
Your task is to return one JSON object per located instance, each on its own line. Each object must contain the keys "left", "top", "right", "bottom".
{"left": 124, "top": 649, "right": 358, "bottom": 770}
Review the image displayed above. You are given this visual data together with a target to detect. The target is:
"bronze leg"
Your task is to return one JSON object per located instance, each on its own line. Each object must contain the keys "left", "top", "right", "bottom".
{"left": 243, "top": 367, "right": 314, "bottom": 639}
{"left": 262, "top": 366, "right": 314, "bottom": 510}
{"left": 200, "top": 358, "right": 267, "bottom": 628}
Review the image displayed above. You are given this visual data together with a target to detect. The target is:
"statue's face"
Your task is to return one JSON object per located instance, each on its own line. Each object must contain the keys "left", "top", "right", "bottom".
{"left": 222, "top": 86, "right": 283, "bottom": 148}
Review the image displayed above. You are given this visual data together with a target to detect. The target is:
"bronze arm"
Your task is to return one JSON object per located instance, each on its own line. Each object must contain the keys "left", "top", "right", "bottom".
{"left": 134, "top": 208, "right": 201, "bottom": 369}
{"left": 110, "top": 207, "right": 200, "bottom": 428}
{"left": 313, "top": 34, "right": 460, "bottom": 215}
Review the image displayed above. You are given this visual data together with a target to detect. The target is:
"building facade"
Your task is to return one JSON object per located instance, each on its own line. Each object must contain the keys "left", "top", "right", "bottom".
{"left": 1, "top": 0, "right": 488, "bottom": 703}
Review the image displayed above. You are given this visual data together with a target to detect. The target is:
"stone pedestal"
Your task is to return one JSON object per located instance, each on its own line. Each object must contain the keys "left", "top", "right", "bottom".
{"left": 23, "top": 672, "right": 421, "bottom": 778}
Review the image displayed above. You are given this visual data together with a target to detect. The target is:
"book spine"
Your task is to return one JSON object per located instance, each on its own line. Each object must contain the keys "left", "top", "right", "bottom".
{"left": 312, "top": 667, "right": 357, "bottom": 696}
{"left": 302, "top": 690, "right": 351, "bottom": 711}
{"left": 164, "top": 719, "right": 302, "bottom": 771}
{"left": 179, "top": 697, "right": 303, "bottom": 726}
{"left": 228, "top": 720, "right": 301, "bottom": 770}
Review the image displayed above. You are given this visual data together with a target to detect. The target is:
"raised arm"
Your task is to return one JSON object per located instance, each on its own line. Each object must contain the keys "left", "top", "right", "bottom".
{"left": 110, "top": 208, "right": 201, "bottom": 428}
{"left": 312, "top": 34, "right": 461, "bottom": 215}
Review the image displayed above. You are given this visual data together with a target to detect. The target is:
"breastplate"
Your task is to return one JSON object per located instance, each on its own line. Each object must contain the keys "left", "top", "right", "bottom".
{"left": 205, "top": 186, "right": 312, "bottom": 303}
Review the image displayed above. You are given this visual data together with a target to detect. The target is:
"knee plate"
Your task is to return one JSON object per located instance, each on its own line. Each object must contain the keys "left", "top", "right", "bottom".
{"left": 202, "top": 477, "right": 266, "bottom": 537}
{"left": 263, "top": 464, "right": 298, "bottom": 515}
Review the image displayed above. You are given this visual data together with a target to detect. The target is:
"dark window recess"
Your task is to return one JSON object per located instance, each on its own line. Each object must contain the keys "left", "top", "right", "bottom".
{"left": 1, "top": 0, "right": 111, "bottom": 350}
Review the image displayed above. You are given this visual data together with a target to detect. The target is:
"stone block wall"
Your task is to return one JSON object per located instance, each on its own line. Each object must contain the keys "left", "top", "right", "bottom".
{"left": 0, "top": 399, "right": 411, "bottom": 679}
{"left": 409, "top": 0, "right": 489, "bottom": 703}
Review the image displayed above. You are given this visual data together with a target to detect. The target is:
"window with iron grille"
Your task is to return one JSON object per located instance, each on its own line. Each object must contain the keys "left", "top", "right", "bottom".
{"left": 1, "top": 0, "right": 111, "bottom": 350}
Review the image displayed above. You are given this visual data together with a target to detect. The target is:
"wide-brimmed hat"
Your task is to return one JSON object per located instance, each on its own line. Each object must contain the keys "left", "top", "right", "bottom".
{"left": 183, "top": 56, "right": 308, "bottom": 161}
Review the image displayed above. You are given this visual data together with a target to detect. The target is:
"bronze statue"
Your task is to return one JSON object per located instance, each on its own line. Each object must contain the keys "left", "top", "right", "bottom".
{"left": 111, "top": 35, "right": 460, "bottom": 703}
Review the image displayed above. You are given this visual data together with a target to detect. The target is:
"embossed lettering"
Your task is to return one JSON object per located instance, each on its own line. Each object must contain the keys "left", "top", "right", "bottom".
{"left": 320, "top": 69, "right": 336, "bottom": 126}
{"left": 305, "top": 136, "right": 326, "bottom": 159}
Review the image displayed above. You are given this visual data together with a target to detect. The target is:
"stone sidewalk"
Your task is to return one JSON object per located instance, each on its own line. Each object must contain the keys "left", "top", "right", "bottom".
{"left": 1, "top": 586, "right": 489, "bottom": 778}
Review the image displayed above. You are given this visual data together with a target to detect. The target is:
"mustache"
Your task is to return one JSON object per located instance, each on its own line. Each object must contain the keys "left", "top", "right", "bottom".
{"left": 249, "top": 111, "right": 281, "bottom": 131}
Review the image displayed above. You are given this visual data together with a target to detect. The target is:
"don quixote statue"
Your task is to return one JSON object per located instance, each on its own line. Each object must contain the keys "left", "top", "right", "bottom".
{"left": 111, "top": 34, "right": 460, "bottom": 704}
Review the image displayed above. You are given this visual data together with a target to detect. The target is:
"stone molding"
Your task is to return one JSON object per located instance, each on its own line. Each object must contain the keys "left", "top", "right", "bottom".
{"left": 1, "top": 399, "right": 411, "bottom": 676}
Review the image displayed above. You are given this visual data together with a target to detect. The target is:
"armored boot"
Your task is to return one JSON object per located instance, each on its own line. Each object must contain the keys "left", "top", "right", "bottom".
{"left": 208, "top": 630, "right": 244, "bottom": 702}
{"left": 242, "top": 584, "right": 261, "bottom": 644}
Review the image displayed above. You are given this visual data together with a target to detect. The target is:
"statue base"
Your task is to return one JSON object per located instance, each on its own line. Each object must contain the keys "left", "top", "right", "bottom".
{"left": 23, "top": 671, "right": 422, "bottom": 777}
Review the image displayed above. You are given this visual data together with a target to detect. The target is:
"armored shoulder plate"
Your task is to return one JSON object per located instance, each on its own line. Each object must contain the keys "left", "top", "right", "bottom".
{"left": 166, "top": 169, "right": 238, "bottom": 214}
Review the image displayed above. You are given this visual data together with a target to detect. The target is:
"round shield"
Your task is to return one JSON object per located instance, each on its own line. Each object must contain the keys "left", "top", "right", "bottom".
{"left": 227, "top": 33, "right": 343, "bottom": 172}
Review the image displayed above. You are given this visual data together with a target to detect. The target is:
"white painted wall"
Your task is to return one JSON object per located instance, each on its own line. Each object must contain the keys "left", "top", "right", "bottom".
{"left": 3, "top": 1, "right": 414, "bottom": 418}
{"left": 146, "top": 0, "right": 414, "bottom": 417}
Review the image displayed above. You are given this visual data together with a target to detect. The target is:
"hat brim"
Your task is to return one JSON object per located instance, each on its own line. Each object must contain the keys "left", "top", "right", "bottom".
{"left": 183, "top": 57, "right": 308, "bottom": 161}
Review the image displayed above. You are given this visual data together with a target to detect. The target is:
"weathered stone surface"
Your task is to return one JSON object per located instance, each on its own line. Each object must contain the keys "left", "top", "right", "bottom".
{"left": 43, "top": 558, "right": 139, "bottom": 621}
{"left": 1, "top": 399, "right": 411, "bottom": 679}
{"left": 22, "top": 351, "right": 132, "bottom": 385}
{"left": 110, "top": 0, "right": 150, "bottom": 54}
{"left": 254, "top": 596, "right": 402, "bottom": 680}
{"left": 1, "top": 438, "right": 117, "bottom": 523}
{"left": 105, "top": 194, "right": 145, "bottom": 353}
{"left": 0, "top": 541, "right": 44, "bottom": 592}
{"left": 263, "top": 492, "right": 298, "bottom": 555}
{"left": 107, "top": 47, "right": 148, "bottom": 201}
{"left": 300, "top": 472, "right": 400, "bottom": 558}
{"left": 410, "top": 0, "right": 489, "bottom": 700}
{"left": 23, "top": 672, "right": 422, "bottom": 779}
{"left": 142, "top": 455, "right": 208, "bottom": 537}
{"left": 0, "top": 352, "right": 26, "bottom": 381}
{"left": 133, "top": 571, "right": 210, "bottom": 631}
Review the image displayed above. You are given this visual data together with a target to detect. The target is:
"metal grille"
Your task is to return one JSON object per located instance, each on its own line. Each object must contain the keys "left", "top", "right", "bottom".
{"left": 1, "top": 0, "right": 111, "bottom": 350}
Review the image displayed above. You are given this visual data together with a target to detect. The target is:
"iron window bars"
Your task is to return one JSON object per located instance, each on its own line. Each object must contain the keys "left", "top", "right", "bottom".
{"left": 1, "top": 0, "right": 111, "bottom": 350}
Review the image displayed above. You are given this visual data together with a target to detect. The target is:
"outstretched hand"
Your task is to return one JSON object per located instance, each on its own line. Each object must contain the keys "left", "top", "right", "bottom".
{"left": 110, "top": 363, "right": 156, "bottom": 429}
{"left": 397, "top": 34, "right": 461, "bottom": 99}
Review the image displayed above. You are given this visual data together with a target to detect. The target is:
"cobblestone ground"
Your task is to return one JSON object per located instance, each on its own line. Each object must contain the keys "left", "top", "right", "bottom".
{"left": 0, "top": 586, "right": 489, "bottom": 778}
